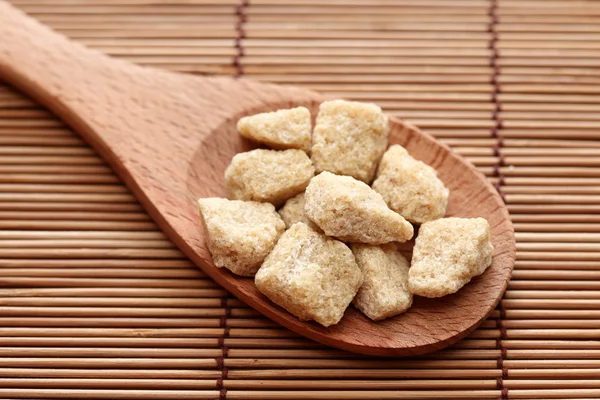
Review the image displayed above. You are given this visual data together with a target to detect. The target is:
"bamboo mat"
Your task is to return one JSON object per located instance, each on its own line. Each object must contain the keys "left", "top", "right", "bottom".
{"left": 1, "top": 0, "right": 600, "bottom": 399}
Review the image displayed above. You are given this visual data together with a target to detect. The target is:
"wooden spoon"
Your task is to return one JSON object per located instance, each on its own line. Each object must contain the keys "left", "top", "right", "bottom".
{"left": 0, "top": 2, "right": 515, "bottom": 356}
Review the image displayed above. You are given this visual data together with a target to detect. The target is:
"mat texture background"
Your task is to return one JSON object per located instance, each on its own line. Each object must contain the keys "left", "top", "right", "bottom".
{"left": 1, "top": 0, "right": 599, "bottom": 399}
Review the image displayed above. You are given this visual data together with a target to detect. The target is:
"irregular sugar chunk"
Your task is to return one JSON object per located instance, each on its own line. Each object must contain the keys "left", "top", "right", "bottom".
{"left": 351, "top": 244, "right": 413, "bottom": 321}
{"left": 255, "top": 223, "right": 363, "bottom": 327}
{"left": 198, "top": 198, "right": 285, "bottom": 277}
{"left": 372, "top": 145, "right": 449, "bottom": 224}
{"left": 225, "top": 149, "right": 314, "bottom": 207}
{"left": 304, "top": 171, "right": 413, "bottom": 244}
{"left": 409, "top": 217, "right": 494, "bottom": 298}
{"left": 237, "top": 107, "right": 312, "bottom": 152}
{"left": 278, "top": 192, "right": 320, "bottom": 231}
{"left": 311, "top": 100, "right": 388, "bottom": 183}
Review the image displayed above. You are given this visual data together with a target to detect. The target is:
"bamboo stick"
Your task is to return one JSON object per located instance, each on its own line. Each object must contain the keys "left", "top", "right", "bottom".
{"left": 245, "top": 5, "right": 489, "bottom": 14}
{"left": 509, "top": 205, "right": 600, "bottom": 215}
{"left": 0, "top": 256, "right": 192, "bottom": 267}
{"left": 0, "top": 317, "right": 224, "bottom": 328}
{"left": 243, "top": 55, "right": 489, "bottom": 65}
{"left": 0, "top": 202, "right": 141, "bottom": 212}
{"left": 510, "top": 279, "right": 600, "bottom": 289}
{"left": 0, "top": 297, "right": 218, "bottom": 308}
{"left": 0, "top": 378, "right": 216, "bottom": 390}
{"left": 0, "top": 231, "right": 165, "bottom": 240}
{"left": 228, "top": 328, "right": 299, "bottom": 338}
{"left": 0, "top": 145, "right": 93, "bottom": 156}
{"left": 0, "top": 183, "right": 127, "bottom": 193}
{"left": 516, "top": 243, "right": 600, "bottom": 252}
{"left": 54, "top": 31, "right": 237, "bottom": 39}
{"left": 514, "top": 260, "right": 600, "bottom": 269}
{"left": 0, "top": 99, "right": 37, "bottom": 108}
{"left": 254, "top": 74, "right": 491, "bottom": 84}
{"left": 0, "top": 119, "right": 64, "bottom": 128}
{"left": 508, "top": 330, "right": 600, "bottom": 339}
{"left": 0, "top": 109, "right": 54, "bottom": 119}
{"left": 228, "top": 369, "right": 501, "bottom": 379}
{"left": 0, "top": 326, "right": 225, "bottom": 337}
{"left": 0, "top": 287, "right": 223, "bottom": 298}
{"left": 0, "top": 174, "right": 120, "bottom": 184}
{"left": 500, "top": 93, "right": 600, "bottom": 104}
{"left": 0, "top": 346, "right": 221, "bottom": 358}
{"left": 506, "top": 289, "right": 600, "bottom": 298}
{"left": 503, "top": 298, "right": 600, "bottom": 309}
{"left": 0, "top": 212, "right": 149, "bottom": 221}
{"left": 223, "top": 380, "right": 495, "bottom": 390}
{"left": 0, "top": 276, "right": 220, "bottom": 288}
{"left": 0, "top": 221, "right": 157, "bottom": 231}
{"left": 0, "top": 336, "right": 212, "bottom": 348}
{"left": 244, "top": 65, "right": 491, "bottom": 74}
{"left": 506, "top": 309, "right": 600, "bottom": 319}
{"left": 0, "top": 389, "right": 218, "bottom": 400}
{"left": 225, "top": 359, "right": 496, "bottom": 369}
{"left": 501, "top": 75, "right": 600, "bottom": 85}
{"left": 0, "top": 267, "right": 205, "bottom": 278}
{"left": 18, "top": 5, "right": 235, "bottom": 14}
{"left": 244, "top": 38, "right": 489, "bottom": 48}
{"left": 295, "top": 83, "right": 492, "bottom": 92}
{"left": 506, "top": 179, "right": 600, "bottom": 187}
{"left": 245, "top": 48, "right": 490, "bottom": 57}
{"left": 516, "top": 252, "right": 600, "bottom": 261}
{"left": 246, "top": 16, "right": 490, "bottom": 24}
{"left": 511, "top": 214, "right": 600, "bottom": 225}
{"left": 503, "top": 340, "right": 600, "bottom": 350}
{"left": 0, "top": 155, "right": 102, "bottom": 165}
{"left": 513, "top": 224, "right": 600, "bottom": 233}
{"left": 223, "top": 338, "right": 321, "bottom": 349}
{"left": 502, "top": 166, "right": 600, "bottom": 177}
{"left": 0, "top": 127, "right": 74, "bottom": 136}
{"left": 0, "top": 165, "right": 111, "bottom": 173}
{"left": 0, "top": 193, "right": 134, "bottom": 204}
{"left": 511, "top": 369, "right": 600, "bottom": 379}
{"left": 249, "top": 1, "right": 487, "bottom": 7}
{"left": 506, "top": 380, "right": 600, "bottom": 389}
{"left": 460, "top": 148, "right": 600, "bottom": 157}
{"left": 508, "top": 195, "right": 600, "bottom": 204}
{"left": 13, "top": 0, "right": 239, "bottom": 5}
{"left": 0, "top": 368, "right": 220, "bottom": 379}
{"left": 79, "top": 38, "right": 235, "bottom": 46}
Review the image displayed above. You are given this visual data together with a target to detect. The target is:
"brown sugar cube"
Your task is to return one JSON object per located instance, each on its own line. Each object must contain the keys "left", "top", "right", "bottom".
{"left": 255, "top": 222, "right": 363, "bottom": 327}
{"left": 409, "top": 217, "right": 494, "bottom": 298}
{"left": 237, "top": 107, "right": 312, "bottom": 152}
{"left": 198, "top": 198, "right": 285, "bottom": 277}
{"left": 278, "top": 192, "right": 321, "bottom": 231}
{"left": 311, "top": 100, "right": 388, "bottom": 183}
{"left": 304, "top": 171, "right": 413, "bottom": 244}
{"left": 225, "top": 149, "right": 314, "bottom": 207}
{"left": 351, "top": 243, "right": 413, "bottom": 321}
{"left": 372, "top": 145, "right": 449, "bottom": 224}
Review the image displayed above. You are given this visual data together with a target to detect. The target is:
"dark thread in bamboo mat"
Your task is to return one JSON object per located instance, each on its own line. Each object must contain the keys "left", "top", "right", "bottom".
{"left": 489, "top": 1, "right": 507, "bottom": 399}
{"left": 217, "top": 296, "right": 231, "bottom": 400}
{"left": 234, "top": 0, "right": 248, "bottom": 78}
{"left": 489, "top": 0, "right": 505, "bottom": 204}
{"left": 496, "top": 302, "right": 508, "bottom": 400}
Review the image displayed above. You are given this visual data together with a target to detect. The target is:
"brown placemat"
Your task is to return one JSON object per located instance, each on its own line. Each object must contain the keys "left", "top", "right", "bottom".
{"left": 1, "top": 0, "right": 599, "bottom": 399}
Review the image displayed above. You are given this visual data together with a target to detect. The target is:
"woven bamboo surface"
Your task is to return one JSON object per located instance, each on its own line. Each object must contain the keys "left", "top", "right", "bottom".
{"left": 1, "top": 0, "right": 599, "bottom": 398}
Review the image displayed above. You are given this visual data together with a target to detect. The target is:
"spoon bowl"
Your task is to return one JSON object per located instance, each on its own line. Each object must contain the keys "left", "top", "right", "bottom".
{"left": 0, "top": 1, "right": 515, "bottom": 356}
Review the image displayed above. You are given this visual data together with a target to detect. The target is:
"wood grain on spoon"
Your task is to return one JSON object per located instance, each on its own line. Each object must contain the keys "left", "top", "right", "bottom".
{"left": 0, "top": 1, "right": 514, "bottom": 356}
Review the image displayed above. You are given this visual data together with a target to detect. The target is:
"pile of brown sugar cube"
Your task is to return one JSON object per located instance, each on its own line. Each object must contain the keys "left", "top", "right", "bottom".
{"left": 199, "top": 100, "right": 494, "bottom": 327}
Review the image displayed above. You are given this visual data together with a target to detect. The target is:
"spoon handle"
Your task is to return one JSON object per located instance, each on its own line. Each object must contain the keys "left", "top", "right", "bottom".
{"left": 0, "top": 1, "right": 132, "bottom": 107}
